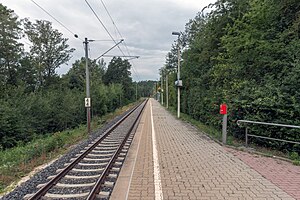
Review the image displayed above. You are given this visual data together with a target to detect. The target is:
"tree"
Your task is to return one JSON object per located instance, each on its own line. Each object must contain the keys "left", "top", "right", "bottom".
{"left": 24, "top": 19, "right": 74, "bottom": 87}
{"left": 137, "top": 80, "right": 157, "bottom": 98}
{"left": 165, "top": 44, "right": 178, "bottom": 71}
{"left": 0, "top": 4, "right": 23, "bottom": 90}
{"left": 0, "top": 4, "right": 130, "bottom": 150}
{"left": 103, "top": 57, "right": 134, "bottom": 102}
{"left": 18, "top": 53, "right": 38, "bottom": 93}
{"left": 63, "top": 57, "right": 106, "bottom": 90}
{"left": 164, "top": 0, "right": 300, "bottom": 151}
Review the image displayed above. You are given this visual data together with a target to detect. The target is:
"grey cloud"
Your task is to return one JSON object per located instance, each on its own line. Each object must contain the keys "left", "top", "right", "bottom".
{"left": 1, "top": 0, "right": 216, "bottom": 81}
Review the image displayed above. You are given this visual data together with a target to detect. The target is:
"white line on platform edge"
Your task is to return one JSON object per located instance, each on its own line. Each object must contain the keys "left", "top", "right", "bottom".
{"left": 150, "top": 100, "right": 164, "bottom": 200}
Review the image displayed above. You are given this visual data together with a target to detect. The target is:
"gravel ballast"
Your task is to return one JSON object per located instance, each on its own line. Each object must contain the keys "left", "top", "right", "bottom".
{"left": 1, "top": 107, "right": 133, "bottom": 200}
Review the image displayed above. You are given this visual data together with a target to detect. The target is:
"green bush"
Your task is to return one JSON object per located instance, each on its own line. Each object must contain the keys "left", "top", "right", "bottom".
{"left": 0, "top": 82, "right": 126, "bottom": 150}
{"left": 290, "top": 152, "right": 299, "bottom": 161}
{"left": 164, "top": 0, "right": 300, "bottom": 153}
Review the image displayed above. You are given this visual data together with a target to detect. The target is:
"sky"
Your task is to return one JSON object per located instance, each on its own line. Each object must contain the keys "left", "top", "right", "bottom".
{"left": 1, "top": 0, "right": 216, "bottom": 81}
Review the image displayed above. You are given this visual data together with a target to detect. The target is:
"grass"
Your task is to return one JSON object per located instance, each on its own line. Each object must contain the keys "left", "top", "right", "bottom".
{"left": 0, "top": 126, "right": 87, "bottom": 194}
{"left": 165, "top": 105, "right": 300, "bottom": 164}
{"left": 167, "top": 106, "right": 222, "bottom": 141}
{"left": 0, "top": 102, "right": 137, "bottom": 195}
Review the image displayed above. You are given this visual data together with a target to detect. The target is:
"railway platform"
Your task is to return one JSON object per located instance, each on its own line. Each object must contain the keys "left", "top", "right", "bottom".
{"left": 111, "top": 98, "right": 299, "bottom": 200}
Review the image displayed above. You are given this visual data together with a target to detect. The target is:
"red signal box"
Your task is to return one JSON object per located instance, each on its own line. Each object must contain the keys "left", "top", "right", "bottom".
{"left": 220, "top": 104, "right": 227, "bottom": 115}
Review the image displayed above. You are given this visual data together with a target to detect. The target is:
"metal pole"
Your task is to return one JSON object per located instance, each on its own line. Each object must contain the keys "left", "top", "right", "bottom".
{"left": 84, "top": 38, "right": 91, "bottom": 134}
{"left": 155, "top": 82, "right": 158, "bottom": 100}
{"left": 177, "top": 39, "right": 180, "bottom": 118}
{"left": 245, "top": 127, "right": 248, "bottom": 147}
{"left": 222, "top": 114, "right": 227, "bottom": 144}
{"left": 161, "top": 74, "right": 163, "bottom": 105}
{"left": 136, "top": 82, "right": 137, "bottom": 101}
{"left": 166, "top": 71, "right": 168, "bottom": 109}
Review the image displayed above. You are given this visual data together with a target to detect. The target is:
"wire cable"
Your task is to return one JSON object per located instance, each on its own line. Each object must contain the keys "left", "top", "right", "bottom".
{"left": 84, "top": 0, "right": 123, "bottom": 52}
{"left": 99, "top": 0, "right": 142, "bottom": 81}
{"left": 30, "top": 0, "right": 83, "bottom": 41}
{"left": 85, "top": 0, "right": 142, "bottom": 81}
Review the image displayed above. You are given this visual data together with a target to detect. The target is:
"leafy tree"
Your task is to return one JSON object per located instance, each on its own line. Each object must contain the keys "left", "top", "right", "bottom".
{"left": 18, "top": 53, "right": 38, "bottom": 93}
{"left": 137, "top": 80, "right": 157, "bottom": 98}
{"left": 24, "top": 19, "right": 74, "bottom": 87}
{"left": 0, "top": 4, "right": 134, "bottom": 150}
{"left": 0, "top": 4, "right": 23, "bottom": 90}
{"left": 63, "top": 58, "right": 86, "bottom": 91}
{"left": 164, "top": 0, "right": 300, "bottom": 151}
{"left": 63, "top": 58, "right": 105, "bottom": 91}
{"left": 165, "top": 44, "right": 178, "bottom": 71}
{"left": 103, "top": 57, "right": 134, "bottom": 102}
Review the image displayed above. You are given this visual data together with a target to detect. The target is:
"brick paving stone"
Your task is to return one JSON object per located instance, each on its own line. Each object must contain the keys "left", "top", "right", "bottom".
{"left": 150, "top": 99, "right": 295, "bottom": 200}
{"left": 224, "top": 147, "right": 300, "bottom": 199}
{"left": 125, "top": 99, "right": 296, "bottom": 200}
{"left": 127, "top": 103, "right": 155, "bottom": 200}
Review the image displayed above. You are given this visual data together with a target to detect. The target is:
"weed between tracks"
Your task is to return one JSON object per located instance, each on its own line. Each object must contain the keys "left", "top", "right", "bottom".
{"left": 0, "top": 102, "right": 137, "bottom": 195}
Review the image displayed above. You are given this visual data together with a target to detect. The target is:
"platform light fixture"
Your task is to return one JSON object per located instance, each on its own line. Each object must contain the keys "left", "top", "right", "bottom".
{"left": 172, "top": 31, "right": 181, "bottom": 118}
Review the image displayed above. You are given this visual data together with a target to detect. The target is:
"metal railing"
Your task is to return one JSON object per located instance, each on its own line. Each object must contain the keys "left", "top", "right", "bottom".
{"left": 237, "top": 120, "right": 300, "bottom": 147}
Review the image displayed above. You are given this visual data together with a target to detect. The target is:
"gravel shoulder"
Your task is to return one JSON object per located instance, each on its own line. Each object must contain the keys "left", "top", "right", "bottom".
{"left": 0, "top": 109, "right": 130, "bottom": 200}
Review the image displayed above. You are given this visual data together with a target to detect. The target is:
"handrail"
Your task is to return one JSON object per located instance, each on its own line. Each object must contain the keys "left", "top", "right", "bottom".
{"left": 236, "top": 120, "right": 300, "bottom": 147}
{"left": 237, "top": 120, "right": 300, "bottom": 129}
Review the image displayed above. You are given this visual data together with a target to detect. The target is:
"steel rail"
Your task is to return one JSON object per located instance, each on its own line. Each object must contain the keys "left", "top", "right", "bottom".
{"left": 86, "top": 98, "right": 148, "bottom": 199}
{"left": 28, "top": 100, "right": 146, "bottom": 200}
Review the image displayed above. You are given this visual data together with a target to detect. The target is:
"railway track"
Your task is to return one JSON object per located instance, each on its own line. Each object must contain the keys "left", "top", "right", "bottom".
{"left": 24, "top": 99, "right": 148, "bottom": 200}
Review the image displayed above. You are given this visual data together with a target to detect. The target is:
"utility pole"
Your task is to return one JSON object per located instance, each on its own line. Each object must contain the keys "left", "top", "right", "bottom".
{"left": 166, "top": 69, "right": 169, "bottom": 109}
{"left": 84, "top": 38, "right": 91, "bottom": 134}
{"left": 81, "top": 37, "right": 126, "bottom": 134}
{"left": 177, "top": 41, "right": 181, "bottom": 118}
{"left": 155, "top": 81, "right": 158, "bottom": 100}
{"left": 136, "top": 82, "right": 138, "bottom": 101}
{"left": 161, "top": 73, "right": 164, "bottom": 105}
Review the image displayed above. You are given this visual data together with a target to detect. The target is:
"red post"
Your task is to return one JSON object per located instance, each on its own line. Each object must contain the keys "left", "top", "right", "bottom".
{"left": 220, "top": 104, "right": 227, "bottom": 115}
{"left": 220, "top": 104, "right": 228, "bottom": 144}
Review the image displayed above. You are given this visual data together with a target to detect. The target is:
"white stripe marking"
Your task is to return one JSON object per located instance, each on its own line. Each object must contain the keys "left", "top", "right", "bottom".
{"left": 150, "top": 100, "right": 164, "bottom": 200}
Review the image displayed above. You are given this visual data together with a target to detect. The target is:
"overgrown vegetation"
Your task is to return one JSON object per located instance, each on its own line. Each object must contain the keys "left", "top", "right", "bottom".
{"left": 0, "top": 4, "right": 156, "bottom": 150}
{"left": 0, "top": 102, "right": 136, "bottom": 194}
{"left": 0, "top": 126, "right": 86, "bottom": 193}
{"left": 0, "top": 3, "right": 155, "bottom": 191}
{"left": 162, "top": 0, "right": 300, "bottom": 153}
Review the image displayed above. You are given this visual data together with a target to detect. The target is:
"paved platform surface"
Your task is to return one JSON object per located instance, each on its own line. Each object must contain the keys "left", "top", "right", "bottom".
{"left": 111, "top": 99, "right": 298, "bottom": 200}
{"left": 225, "top": 148, "right": 300, "bottom": 199}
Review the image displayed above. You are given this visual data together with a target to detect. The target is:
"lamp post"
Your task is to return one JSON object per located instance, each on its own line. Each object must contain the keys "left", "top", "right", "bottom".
{"left": 161, "top": 72, "right": 163, "bottom": 105}
{"left": 166, "top": 68, "right": 169, "bottom": 109}
{"left": 172, "top": 31, "right": 181, "bottom": 118}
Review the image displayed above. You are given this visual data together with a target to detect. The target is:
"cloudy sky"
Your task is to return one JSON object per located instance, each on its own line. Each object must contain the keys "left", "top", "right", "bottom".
{"left": 1, "top": 0, "right": 216, "bottom": 81}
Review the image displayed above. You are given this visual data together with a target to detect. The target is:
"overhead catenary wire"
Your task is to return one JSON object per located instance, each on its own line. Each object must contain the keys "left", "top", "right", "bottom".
{"left": 28, "top": 0, "right": 141, "bottom": 81}
{"left": 100, "top": 0, "right": 141, "bottom": 77}
{"left": 98, "top": 0, "right": 142, "bottom": 81}
{"left": 99, "top": 0, "right": 118, "bottom": 38}
{"left": 84, "top": 0, "right": 125, "bottom": 55}
{"left": 30, "top": 0, "right": 83, "bottom": 41}
{"left": 86, "top": 0, "right": 141, "bottom": 81}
